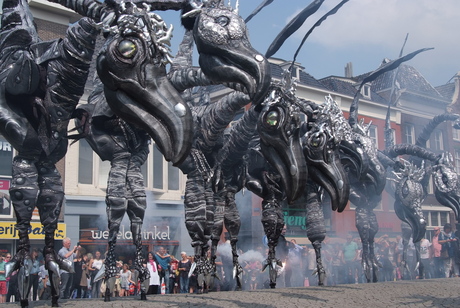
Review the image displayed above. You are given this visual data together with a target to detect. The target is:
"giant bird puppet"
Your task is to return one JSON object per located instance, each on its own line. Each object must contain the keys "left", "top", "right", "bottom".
{"left": 0, "top": 0, "right": 271, "bottom": 306}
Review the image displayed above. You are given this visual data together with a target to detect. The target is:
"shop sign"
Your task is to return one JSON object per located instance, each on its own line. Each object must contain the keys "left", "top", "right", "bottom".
{"left": 89, "top": 225, "right": 170, "bottom": 241}
{"left": 284, "top": 211, "right": 306, "bottom": 230}
{"left": 0, "top": 222, "right": 66, "bottom": 239}
{"left": 0, "top": 180, "right": 9, "bottom": 190}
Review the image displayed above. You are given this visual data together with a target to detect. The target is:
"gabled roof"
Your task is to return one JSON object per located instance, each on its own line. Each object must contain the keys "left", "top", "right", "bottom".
{"left": 318, "top": 76, "right": 388, "bottom": 105}
{"left": 435, "top": 82, "right": 455, "bottom": 101}
{"left": 353, "top": 62, "right": 446, "bottom": 102}
{"left": 269, "top": 63, "right": 328, "bottom": 90}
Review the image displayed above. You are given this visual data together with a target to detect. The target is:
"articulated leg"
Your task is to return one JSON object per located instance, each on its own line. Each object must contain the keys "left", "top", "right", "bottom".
{"left": 400, "top": 222, "right": 412, "bottom": 279}
{"left": 103, "top": 155, "right": 130, "bottom": 301}
{"left": 356, "top": 207, "right": 371, "bottom": 282}
{"left": 210, "top": 192, "right": 225, "bottom": 281}
{"left": 223, "top": 190, "right": 242, "bottom": 289}
{"left": 35, "top": 161, "right": 68, "bottom": 307}
{"left": 185, "top": 171, "right": 212, "bottom": 288}
{"left": 104, "top": 195, "right": 127, "bottom": 301}
{"left": 305, "top": 184, "right": 326, "bottom": 286}
{"left": 8, "top": 157, "right": 38, "bottom": 307}
{"left": 414, "top": 241, "right": 423, "bottom": 278}
{"left": 260, "top": 198, "right": 284, "bottom": 289}
{"left": 367, "top": 208, "right": 380, "bottom": 283}
{"left": 126, "top": 159, "right": 149, "bottom": 299}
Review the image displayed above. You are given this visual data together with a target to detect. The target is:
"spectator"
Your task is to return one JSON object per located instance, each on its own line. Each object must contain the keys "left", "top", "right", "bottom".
{"left": 29, "top": 248, "right": 40, "bottom": 301}
{"left": 146, "top": 252, "right": 160, "bottom": 295}
{"left": 397, "top": 236, "right": 416, "bottom": 279}
{"left": 343, "top": 234, "right": 359, "bottom": 284}
{"left": 304, "top": 245, "right": 316, "bottom": 286}
{"left": 188, "top": 256, "right": 197, "bottom": 293}
{"left": 155, "top": 247, "right": 171, "bottom": 294}
{"left": 419, "top": 237, "right": 432, "bottom": 279}
{"left": 0, "top": 254, "right": 8, "bottom": 303}
{"left": 88, "top": 250, "right": 104, "bottom": 298}
{"left": 287, "top": 239, "right": 304, "bottom": 287}
{"left": 79, "top": 254, "right": 90, "bottom": 298}
{"left": 5, "top": 269, "right": 18, "bottom": 303}
{"left": 330, "top": 243, "right": 344, "bottom": 285}
{"left": 130, "top": 266, "right": 139, "bottom": 296}
{"left": 119, "top": 264, "right": 134, "bottom": 297}
{"left": 178, "top": 252, "right": 191, "bottom": 294}
{"left": 169, "top": 255, "right": 179, "bottom": 293}
{"left": 431, "top": 227, "right": 444, "bottom": 278}
{"left": 438, "top": 223, "right": 459, "bottom": 278}
{"left": 39, "top": 259, "right": 50, "bottom": 300}
{"left": 58, "top": 238, "right": 79, "bottom": 299}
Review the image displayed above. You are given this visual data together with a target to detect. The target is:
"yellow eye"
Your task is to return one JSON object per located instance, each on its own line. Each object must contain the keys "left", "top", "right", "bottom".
{"left": 266, "top": 110, "right": 279, "bottom": 126}
{"left": 118, "top": 40, "right": 137, "bottom": 58}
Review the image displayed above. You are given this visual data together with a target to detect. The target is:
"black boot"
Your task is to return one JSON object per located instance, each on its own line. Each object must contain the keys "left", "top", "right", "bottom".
{"left": 140, "top": 290, "right": 147, "bottom": 300}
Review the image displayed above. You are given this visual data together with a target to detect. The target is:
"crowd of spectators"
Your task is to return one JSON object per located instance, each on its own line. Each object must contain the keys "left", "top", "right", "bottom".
{"left": 1, "top": 222, "right": 460, "bottom": 302}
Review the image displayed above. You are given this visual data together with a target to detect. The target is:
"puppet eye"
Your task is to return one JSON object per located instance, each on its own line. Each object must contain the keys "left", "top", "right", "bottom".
{"left": 265, "top": 110, "right": 279, "bottom": 127}
{"left": 402, "top": 182, "right": 409, "bottom": 198}
{"left": 118, "top": 40, "right": 137, "bottom": 58}
{"left": 216, "top": 16, "right": 230, "bottom": 27}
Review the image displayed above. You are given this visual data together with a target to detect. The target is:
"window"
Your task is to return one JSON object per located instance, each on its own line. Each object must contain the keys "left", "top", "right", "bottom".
{"left": 369, "top": 125, "right": 378, "bottom": 147}
{"left": 77, "top": 139, "right": 183, "bottom": 193}
{"left": 78, "top": 139, "right": 93, "bottom": 184}
{"left": 426, "top": 177, "right": 434, "bottom": 195}
{"left": 361, "top": 84, "right": 371, "bottom": 98}
{"left": 0, "top": 135, "right": 14, "bottom": 217}
{"left": 427, "top": 210, "right": 451, "bottom": 228}
{"left": 433, "top": 131, "right": 443, "bottom": 151}
{"left": 153, "top": 146, "right": 164, "bottom": 189}
{"left": 455, "top": 151, "right": 460, "bottom": 174}
{"left": 404, "top": 124, "right": 415, "bottom": 144}
{"left": 453, "top": 127, "right": 460, "bottom": 141}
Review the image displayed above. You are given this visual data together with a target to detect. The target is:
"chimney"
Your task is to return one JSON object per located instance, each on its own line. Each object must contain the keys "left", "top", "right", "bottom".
{"left": 345, "top": 62, "right": 353, "bottom": 78}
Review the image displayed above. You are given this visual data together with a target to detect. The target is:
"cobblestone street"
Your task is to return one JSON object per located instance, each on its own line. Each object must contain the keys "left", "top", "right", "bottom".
{"left": 4, "top": 278, "right": 460, "bottom": 308}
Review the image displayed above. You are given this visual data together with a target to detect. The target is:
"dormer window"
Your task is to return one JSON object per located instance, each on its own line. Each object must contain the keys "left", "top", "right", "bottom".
{"left": 361, "top": 84, "right": 371, "bottom": 98}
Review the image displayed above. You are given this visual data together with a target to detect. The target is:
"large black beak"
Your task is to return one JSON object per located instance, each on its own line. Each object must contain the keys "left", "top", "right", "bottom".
{"left": 97, "top": 34, "right": 193, "bottom": 166}
{"left": 340, "top": 140, "right": 368, "bottom": 179}
{"left": 394, "top": 178, "right": 427, "bottom": 243}
{"left": 257, "top": 98, "right": 307, "bottom": 203}
{"left": 435, "top": 189, "right": 460, "bottom": 221}
{"left": 394, "top": 199, "right": 427, "bottom": 243}
{"left": 364, "top": 156, "right": 387, "bottom": 196}
{"left": 194, "top": 7, "right": 271, "bottom": 104}
{"left": 433, "top": 162, "right": 460, "bottom": 221}
{"left": 304, "top": 143, "right": 350, "bottom": 213}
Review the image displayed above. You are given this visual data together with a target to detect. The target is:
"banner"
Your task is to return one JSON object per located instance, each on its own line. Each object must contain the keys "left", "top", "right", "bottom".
{"left": 0, "top": 222, "right": 66, "bottom": 239}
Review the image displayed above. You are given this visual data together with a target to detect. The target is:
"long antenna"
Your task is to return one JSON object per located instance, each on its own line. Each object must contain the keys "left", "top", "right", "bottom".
{"left": 289, "top": 0, "right": 349, "bottom": 72}
{"left": 384, "top": 33, "right": 409, "bottom": 148}
{"left": 265, "top": 0, "right": 324, "bottom": 59}
{"left": 244, "top": 0, "right": 275, "bottom": 23}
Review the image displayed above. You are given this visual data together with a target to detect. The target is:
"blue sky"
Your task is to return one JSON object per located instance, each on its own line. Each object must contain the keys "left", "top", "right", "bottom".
{"left": 159, "top": 0, "right": 460, "bottom": 87}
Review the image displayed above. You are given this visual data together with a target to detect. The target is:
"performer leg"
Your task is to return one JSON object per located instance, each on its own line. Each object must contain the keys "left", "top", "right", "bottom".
{"left": 305, "top": 183, "right": 326, "bottom": 286}
{"left": 9, "top": 157, "right": 39, "bottom": 308}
